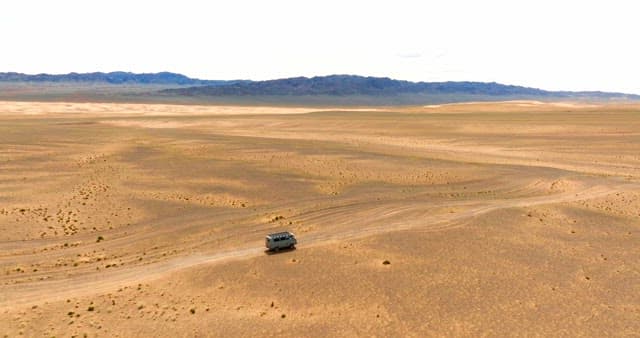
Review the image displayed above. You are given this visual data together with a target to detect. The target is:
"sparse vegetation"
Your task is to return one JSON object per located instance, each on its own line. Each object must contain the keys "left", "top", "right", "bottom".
{"left": 271, "top": 215, "right": 285, "bottom": 222}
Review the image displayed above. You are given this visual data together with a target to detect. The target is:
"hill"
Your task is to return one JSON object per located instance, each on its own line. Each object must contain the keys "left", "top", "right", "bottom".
{"left": 159, "top": 75, "right": 640, "bottom": 104}
{"left": 161, "top": 75, "right": 542, "bottom": 96}
{"left": 0, "top": 71, "right": 243, "bottom": 86}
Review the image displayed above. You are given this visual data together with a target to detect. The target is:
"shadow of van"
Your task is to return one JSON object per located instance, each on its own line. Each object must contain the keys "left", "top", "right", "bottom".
{"left": 264, "top": 246, "right": 297, "bottom": 255}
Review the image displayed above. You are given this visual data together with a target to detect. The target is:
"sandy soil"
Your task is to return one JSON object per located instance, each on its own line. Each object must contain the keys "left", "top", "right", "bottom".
{"left": 1, "top": 100, "right": 639, "bottom": 337}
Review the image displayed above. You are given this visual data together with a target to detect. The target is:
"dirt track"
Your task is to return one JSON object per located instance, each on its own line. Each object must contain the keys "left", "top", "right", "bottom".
{"left": 1, "top": 101, "right": 639, "bottom": 336}
{"left": 2, "top": 177, "right": 632, "bottom": 309}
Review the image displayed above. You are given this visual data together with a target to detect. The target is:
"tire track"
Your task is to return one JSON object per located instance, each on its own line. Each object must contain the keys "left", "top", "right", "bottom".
{"left": 2, "top": 179, "right": 633, "bottom": 310}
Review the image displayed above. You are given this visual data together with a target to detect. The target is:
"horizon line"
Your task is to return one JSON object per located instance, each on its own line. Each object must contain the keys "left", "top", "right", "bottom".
{"left": 1, "top": 70, "right": 639, "bottom": 96}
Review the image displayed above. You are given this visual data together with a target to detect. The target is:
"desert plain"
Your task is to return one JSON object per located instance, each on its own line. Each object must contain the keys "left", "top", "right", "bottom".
{"left": 0, "top": 100, "right": 639, "bottom": 337}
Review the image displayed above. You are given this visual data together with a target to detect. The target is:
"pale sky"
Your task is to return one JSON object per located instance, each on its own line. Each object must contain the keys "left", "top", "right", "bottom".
{"left": 1, "top": 0, "right": 639, "bottom": 94}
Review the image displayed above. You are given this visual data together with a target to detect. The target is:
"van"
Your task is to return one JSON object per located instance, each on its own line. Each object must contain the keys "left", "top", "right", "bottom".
{"left": 265, "top": 231, "right": 297, "bottom": 251}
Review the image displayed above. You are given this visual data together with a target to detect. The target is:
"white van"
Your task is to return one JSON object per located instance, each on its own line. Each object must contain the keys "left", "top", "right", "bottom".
{"left": 265, "top": 231, "right": 297, "bottom": 251}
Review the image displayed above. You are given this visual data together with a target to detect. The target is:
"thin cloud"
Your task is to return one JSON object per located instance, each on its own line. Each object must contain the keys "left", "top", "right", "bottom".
{"left": 397, "top": 52, "right": 423, "bottom": 58}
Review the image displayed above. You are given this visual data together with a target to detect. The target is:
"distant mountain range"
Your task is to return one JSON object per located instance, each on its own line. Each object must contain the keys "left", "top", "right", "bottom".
{"left": 1, "top": 72, "right": 638, "bottom": 104}
{"left": 0, "top": 71, "right": 243, "bottom": 86}
{"left": 161, "top": 74, "right": 639, "bottom": 100}
{"left": 165, "top": 75, "right": 549, "bottom": 96}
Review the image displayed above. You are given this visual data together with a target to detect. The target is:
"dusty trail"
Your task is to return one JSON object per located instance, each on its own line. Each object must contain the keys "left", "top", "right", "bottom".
{"left": 149, "top": 120, "right": 640, "bottom": 178}
{"left": 1, "top": 178, "right": 631, "bottom": 310}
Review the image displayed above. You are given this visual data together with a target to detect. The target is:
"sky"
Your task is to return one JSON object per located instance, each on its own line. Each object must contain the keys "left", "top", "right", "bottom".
{"left": 1, "top": 0, "right": 639, "bottom": 94}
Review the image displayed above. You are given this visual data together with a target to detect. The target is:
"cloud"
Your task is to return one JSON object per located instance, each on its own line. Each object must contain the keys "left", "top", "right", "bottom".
{"left": 397, "top": 52, "right": 423, "bottom": 58}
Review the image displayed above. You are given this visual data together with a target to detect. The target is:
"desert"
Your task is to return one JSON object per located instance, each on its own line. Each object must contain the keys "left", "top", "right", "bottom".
{"left": 1, "top": 100, "right": 639, "bottom": 336}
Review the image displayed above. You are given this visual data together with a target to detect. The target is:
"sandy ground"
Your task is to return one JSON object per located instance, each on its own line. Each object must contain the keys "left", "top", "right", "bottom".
{"left": 0, "top": 100, "right": 639, "bottom": 337}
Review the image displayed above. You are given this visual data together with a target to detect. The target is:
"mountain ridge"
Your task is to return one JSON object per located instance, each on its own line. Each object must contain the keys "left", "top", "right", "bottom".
{"left": 1, "top": 72, "right": 638, "bottom": 104}
{"left": 160, "top": 74, "right": 639, "bottom": 99}
{"left": 0, "top": 71, "right": 245, "bottom": 86}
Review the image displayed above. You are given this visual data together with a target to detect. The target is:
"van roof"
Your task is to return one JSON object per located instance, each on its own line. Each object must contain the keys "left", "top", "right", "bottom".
{"left": 266, "top": 231, "right": 294, "bottom": 238}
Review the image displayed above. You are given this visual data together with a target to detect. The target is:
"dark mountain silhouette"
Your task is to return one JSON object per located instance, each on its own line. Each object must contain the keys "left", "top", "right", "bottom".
{"left": 0, "top": 71, "right": 244, "bottom": 86}
{"left": 1, "top": 72, "right": 638, "bottom": 104}
{"left": 160, "top": 75, "right": 639, "bottom": 100}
